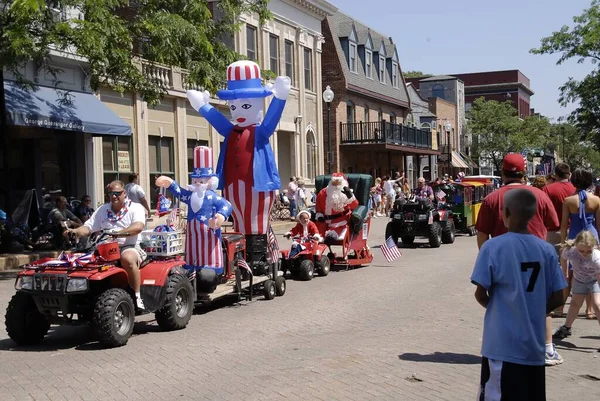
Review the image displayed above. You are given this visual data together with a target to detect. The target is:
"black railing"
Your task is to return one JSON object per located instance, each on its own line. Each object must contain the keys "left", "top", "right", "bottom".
{"left": 340, "top": 121, "right": 432, "bottom": 149}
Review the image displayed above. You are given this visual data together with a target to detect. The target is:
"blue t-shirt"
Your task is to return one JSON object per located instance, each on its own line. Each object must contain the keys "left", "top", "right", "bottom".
{"left": 471, "top": 232, "right": 567, "bottom": 366}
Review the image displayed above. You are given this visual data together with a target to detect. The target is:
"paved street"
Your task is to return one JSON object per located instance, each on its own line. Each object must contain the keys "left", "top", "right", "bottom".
{"left": 0, "top": 217, "right": 598, "bottom": 400}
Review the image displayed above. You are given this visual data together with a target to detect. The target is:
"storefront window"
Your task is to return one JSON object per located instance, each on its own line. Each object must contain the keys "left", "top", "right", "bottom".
{"left": 149, "top": 136, "right": 175, "bottom": 209}
{"left": 103, "top": 136, "right": 133, "bottom": 191}
{"left": 187, "top": 139, "right": 209, "bottom": 175}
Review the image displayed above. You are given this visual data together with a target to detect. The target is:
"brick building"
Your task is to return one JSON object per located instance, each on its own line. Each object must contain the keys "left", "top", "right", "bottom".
{"left": 321, "top": 11, "right": 438, "bottom": 183}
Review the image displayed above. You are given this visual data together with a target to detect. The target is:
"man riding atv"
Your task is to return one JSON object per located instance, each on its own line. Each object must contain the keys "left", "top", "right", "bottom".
{"left": 66, "top": 180, "right": 147, "bottom": 311}
{"left": 413, "top": 177, "right": 434, "bottom": 201}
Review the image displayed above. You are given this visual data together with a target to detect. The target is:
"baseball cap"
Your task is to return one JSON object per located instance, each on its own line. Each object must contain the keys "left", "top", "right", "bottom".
{"left": 502, "top": 153, "right": 525, "bottom": 172}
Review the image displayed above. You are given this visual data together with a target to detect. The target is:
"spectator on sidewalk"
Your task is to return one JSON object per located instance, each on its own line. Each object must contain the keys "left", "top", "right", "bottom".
{"left": 472, "top": 188, "right": 566, "bottom": 400}
{"left": 543, "top": 163, "right": 576, "bottom": 317}
{"left": 295, "top": 179, "right": 308, "bottom": 211}
{"left": 287, "top": 177, "right": 297, "bottom": 221}
{"left": 74, "top": 195, "right": 94, "bottom": 224}
{"left": 476, "top": 153, "right": 563, "bottom": 367}
{"left": 125, "top": 173, "right": 151, "bottom": 215}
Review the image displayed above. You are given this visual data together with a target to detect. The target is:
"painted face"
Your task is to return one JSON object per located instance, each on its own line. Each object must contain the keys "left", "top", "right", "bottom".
{"left": 576, "top": 244, "right": 594, "bottom": 258}
{"left": 229, "top": 98, "right": 263, "bottom": 127}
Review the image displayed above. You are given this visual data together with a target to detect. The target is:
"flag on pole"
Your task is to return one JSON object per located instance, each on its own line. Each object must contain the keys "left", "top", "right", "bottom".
{"left": 237, "top": 257, "right": 252, "bottom": 276}
{"left": 381, "top": 236, "right": 402, "bottom": 262}
{"left": 268, "top": 225, "right": 280, "bottom": 263}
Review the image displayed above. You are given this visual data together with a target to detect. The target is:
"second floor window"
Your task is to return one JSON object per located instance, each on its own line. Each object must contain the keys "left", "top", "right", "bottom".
{"left": 379, "top": 56, "right": 386, "bottom": 84}
{"left": 304, "top": 47, "right": 312, "bottom": 91}
{"left": 365, "top": 50, "right": 373, "bottom": 79}
{"left": 246, "top": 25, "right": 257, "bottom": 61}
{"left": 349, "top": 42, "right": 357, "bottom": 73}
{"left": 269, "top": 34, "right": 279, "bottom": 74}
{"left": 285, "top": 40, "right": 294, "bottom": 84}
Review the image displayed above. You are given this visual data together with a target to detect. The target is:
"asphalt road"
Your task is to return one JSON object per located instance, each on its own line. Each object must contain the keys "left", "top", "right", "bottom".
{"left": 0, "top": 217, "right": 598, "bottom": 400}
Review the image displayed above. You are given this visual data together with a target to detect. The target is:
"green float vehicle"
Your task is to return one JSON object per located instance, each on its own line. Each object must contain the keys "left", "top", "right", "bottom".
{"left": 433, "top": 182, "right": 476, "bottom": 236}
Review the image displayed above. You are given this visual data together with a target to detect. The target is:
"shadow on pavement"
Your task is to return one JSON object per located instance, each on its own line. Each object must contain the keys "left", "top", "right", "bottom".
{"left": 554, "top": 339, "right": 599, "bottom": 353}
{"left": 398, "top": 352, "right": 481, "bottom": 365}
{"left": 580, "top": 335, "right": 600, "bottom": 340}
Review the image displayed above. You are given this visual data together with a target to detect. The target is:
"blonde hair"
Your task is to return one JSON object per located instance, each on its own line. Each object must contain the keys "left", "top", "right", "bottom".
{"left": 562, "top": 230, "right": 598, "bottom": 250}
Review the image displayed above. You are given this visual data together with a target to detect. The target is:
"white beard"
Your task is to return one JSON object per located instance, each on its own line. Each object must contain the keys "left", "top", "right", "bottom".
{"left": 189, "top": 184, "right": 208, "bottom": 213}
{"left": 325, "top": 185, "right": 347, "bottom": 214}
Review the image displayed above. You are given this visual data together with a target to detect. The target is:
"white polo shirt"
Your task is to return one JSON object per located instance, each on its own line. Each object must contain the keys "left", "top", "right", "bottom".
{"left": 84, "top": 202, "right": 146, "bottom": 246}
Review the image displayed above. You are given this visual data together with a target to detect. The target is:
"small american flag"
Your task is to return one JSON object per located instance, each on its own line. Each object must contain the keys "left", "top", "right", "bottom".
{"left": 381, "top": 236, "right": 402, "bottom": 262}
{"left": 237, "top": 257, "right": 252, "bottom": 276}
{"left": 268, "top": 226, "right": 280, "bottom": 264}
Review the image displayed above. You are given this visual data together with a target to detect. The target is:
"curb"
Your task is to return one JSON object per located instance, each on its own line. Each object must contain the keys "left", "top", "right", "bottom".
{"left": 0, "top": 270, "right": 20, "bottom": 279}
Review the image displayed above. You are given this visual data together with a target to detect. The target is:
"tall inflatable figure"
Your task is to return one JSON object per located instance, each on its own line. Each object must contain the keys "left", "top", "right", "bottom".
{"left": 187, "top": 60, "right": 290, "bottom": 236}
{"left": 155, "top": 146, "right": 232, "bottom": 291}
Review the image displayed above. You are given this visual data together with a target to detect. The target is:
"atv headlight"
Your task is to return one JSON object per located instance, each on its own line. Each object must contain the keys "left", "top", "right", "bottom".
{"left": 15, "top": 276, "right": 33, "bottom": 290}
{"left": 66, "top": 278, "right": 88, "bottom": 292}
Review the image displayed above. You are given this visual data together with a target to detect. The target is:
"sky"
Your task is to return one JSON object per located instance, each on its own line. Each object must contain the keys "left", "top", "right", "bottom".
{"left": 326, "top": 0, "right": 595, "bottom": 122}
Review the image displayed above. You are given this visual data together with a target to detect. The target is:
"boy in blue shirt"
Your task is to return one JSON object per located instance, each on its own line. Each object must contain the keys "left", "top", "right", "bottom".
{"left": 471, "top": 189, "right": 566, "bottom": 400}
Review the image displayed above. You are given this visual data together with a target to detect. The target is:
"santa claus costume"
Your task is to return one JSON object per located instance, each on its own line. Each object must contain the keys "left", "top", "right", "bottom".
{"left": 315, "top": 173, "right": 359, "bottom": 240}
{"left": 285, "top": 210, "right": 322, "bottom": 257}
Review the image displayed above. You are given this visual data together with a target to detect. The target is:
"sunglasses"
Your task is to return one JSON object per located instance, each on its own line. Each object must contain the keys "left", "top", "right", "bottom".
{"left": 109, "top": 191, "right": 124, "bottom": 197}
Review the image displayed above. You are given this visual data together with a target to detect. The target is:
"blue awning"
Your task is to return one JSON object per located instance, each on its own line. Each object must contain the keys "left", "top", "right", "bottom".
{"left": 4, "top": 80, "right": 132, "bottom": 136}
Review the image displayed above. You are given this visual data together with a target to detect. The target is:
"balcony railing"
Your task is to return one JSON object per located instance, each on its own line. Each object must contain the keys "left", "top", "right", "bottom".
{"left": 340, "top": 121, "right": 433, "bottom": 149}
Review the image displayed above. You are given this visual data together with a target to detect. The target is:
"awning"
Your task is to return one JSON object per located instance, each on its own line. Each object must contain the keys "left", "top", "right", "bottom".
{"left": 451, "top": 151, "right": 469, "bottom": 168}
{"left": 460, "top": 151, "right": 479, "bottom": 168}
{"left": 4, "top": 80, "right": 131, "bottom": 136}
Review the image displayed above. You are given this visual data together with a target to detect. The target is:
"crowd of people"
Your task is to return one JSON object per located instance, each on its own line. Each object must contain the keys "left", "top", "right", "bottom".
{"left": 471, "top": 154, "right": 600, "bottom": 399}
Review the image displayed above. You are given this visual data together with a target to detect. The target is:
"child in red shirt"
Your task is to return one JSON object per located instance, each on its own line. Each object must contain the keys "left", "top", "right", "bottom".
{"left": 284, "top": 210, "right": 321, "bottom": 240}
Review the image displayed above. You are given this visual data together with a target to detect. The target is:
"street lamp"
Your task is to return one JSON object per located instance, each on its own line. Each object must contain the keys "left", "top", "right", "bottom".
{"left": 322, "top": 85, "right": 335, "bottom": 174}
{"left": 445, "top": 121, "right": 452, "bottom": 176}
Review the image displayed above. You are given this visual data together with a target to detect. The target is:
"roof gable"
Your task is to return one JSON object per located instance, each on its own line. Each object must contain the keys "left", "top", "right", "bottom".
{"left": 365, "top": 33, "right": 373, "bottom": 50}
{"left": 378, "top": 41, "right": 387, "bottom": 56}
{"left": 348, "top": 24, "right": 358, "bottom": 42}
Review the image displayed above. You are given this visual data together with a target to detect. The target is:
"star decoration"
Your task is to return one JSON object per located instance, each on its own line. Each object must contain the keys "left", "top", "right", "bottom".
{"left": 174, "top": 187, "right": 180, "bottom": 193}
{"left": 181, "top": 195, "right": 189, "bottom": 202}
{"left": 216, "top": 196, "right": 222, "bottom": 201}
{"left": 207, "top": 195, "right": 213, "bottom": 200}
{"left": 207, "top": 168, "right": 213, "bottom": 174}
{"left": 222, "top": 206, "right": 229, "bottom": 211}
{"left": 200, "top": 215, "right": 207, "bottom": 221}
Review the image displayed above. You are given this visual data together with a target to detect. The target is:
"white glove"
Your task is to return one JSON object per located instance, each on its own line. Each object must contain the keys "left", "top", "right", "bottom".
{"left": 315, "top": 212, "right": 325, "bottom": 221}
{"left": 284, "top": 232, "right": 292, "bottom": 239}
{"left": 187, "top": 90, "right": 211, "bottom": 111}
{"left": 267, "top": 76, "right": 291, "bottom": 101}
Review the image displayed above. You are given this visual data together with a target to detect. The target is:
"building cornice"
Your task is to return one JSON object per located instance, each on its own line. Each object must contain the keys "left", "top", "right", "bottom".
{"left": 465, "top": 82, "right": 534, "bottom": 96}
{"left": 287, "top": 0, "right": 338, "bottom": 18}
{"left": 346, "top": 84, "right": 410, "bottom": 109}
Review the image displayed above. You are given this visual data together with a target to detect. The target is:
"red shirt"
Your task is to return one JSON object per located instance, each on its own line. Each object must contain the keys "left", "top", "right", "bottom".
{"left": 475, "top": 184, "right": 560, "bottom": 240}
{"left": 224, "top": 126, "right": 255, "bottom": 185}
{"left": 543, "top": 181, "right": 576, "bottom": 222}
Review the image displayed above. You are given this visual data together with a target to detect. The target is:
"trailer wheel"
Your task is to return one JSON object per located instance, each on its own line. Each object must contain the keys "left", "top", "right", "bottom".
{"left": 298, "top": 259, "right": 314, "bottom": 281}
{"left": 263, "top": 280, "right": 276, "bottom": 300}
{"left": 275, "top": 277, "right": 286, "bottom": 296}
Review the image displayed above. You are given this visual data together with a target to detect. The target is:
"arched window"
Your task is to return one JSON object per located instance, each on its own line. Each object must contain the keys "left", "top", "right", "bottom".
{"left": 306, "top": 129, "right": 317, "bottom": 180}
{"left": 432, "top": 84, "right": 445, "bottom": 99}
{"left": 421, "top": 122, "right": 431, "bottom": 130}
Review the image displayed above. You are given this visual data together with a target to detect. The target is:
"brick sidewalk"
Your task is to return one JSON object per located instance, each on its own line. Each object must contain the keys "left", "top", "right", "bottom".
{"left": 0, "top": 217, "right": 598, "bottom": 400}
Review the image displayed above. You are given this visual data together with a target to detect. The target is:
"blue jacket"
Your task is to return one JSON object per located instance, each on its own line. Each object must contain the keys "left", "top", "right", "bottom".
{"left": 198, "top": 98, "right": 285, "bottom": 191}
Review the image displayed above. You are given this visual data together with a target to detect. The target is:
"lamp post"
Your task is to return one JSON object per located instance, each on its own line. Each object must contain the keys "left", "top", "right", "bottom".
{"left": 445, "top": 121, "right": 452, "bottom": 176}
{"left": 322, "top": 85, "right": 335, "bottom": 174}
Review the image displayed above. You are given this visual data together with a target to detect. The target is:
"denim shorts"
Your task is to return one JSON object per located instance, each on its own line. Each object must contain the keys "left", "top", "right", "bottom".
{"left": 571, "top": 278, "right": 600, "bottom": 295}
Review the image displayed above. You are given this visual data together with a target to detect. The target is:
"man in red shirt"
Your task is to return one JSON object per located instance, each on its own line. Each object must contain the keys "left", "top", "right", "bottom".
{"left": 475, "top": 153, "right": 563, "bottom": 367}
{"left": 542, "top": 163, "right": 576, "bottom": 317}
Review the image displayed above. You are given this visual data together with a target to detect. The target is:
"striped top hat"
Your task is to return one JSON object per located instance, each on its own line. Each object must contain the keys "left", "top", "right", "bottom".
{"left": 217, "top": 60, "right": 273, "bottom": 101}
{"left": 190, "top": 146, "right": 216, "bottom": 179}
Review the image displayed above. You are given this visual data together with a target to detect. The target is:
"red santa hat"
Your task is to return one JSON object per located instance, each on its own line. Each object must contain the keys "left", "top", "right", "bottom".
{"left": 330, "top": 172, "right": 348, "bottom": 186}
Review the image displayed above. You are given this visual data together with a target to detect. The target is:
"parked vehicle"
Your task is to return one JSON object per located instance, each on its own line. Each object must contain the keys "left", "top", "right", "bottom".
{"left": 385, "top": 197, "right": 455, "bottom": 248}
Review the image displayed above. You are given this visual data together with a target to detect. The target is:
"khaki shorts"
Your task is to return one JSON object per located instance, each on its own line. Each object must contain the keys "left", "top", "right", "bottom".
{"left": 121, "top": 244, "right": 148, "bottom": 265}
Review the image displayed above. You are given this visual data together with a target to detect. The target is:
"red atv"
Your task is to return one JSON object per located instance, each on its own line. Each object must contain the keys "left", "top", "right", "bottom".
{"left": 4, "top": 230, "right": 194, "bottom": 348}
{"left": 280, "top": 235, "right": 330, "bottom": 281}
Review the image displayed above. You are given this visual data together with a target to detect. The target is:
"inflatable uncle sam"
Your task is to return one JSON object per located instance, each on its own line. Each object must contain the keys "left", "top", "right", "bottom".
{"left": 155, "top": 146, "right": 233, "bottom": 276}
{"left": 187, "top": 60, "right": 290, "bottom": 235}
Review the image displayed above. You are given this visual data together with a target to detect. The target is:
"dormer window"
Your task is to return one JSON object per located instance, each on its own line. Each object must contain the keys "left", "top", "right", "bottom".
{"left": 379, "top": 55, "right": 386, "bottom": 84}
{"left": 349, "top": 42, "right": 357, "bottom": 73}
{"left": 365, "top": 50, "right": 373, "bottom": 79}
{"left": 392, "top": 63, "right": 398, "bottom": 88}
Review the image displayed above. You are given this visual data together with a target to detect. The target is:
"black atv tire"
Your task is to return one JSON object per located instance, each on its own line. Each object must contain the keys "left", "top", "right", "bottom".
{"left": 263, "top": 279, "right": 276, "bottom": 300}
{"left": 400, "top": 236, "right": 415, "bottom": 245}
{"left": 442, "top": 220, "right": 456, "bottom": 244}
{"left": 93, "top": 288, "right": 135, "bottom": 348}
{"left": 384, "top": 223, "right": 398, "bottom": 246}
{"left": 275, "top": 276, "right": 286, "bottom": 296}
{"left": 428, "top": 222, "right": 442, "bottom": 248}
{"left": 155, "top": 273, "right": 194, "bottom": 331}
{"left": 298, "top": 259, "right": 314, "bottom": 281}
{"left": 316, "top": 255, "right": 331, "bottom": 277}
{"left": 5, "top": 292, "right": 50, "bottom": 346}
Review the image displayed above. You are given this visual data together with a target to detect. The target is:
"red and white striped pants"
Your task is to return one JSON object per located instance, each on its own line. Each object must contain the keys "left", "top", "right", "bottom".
{"left": 186, "top": 219, "right": 224, "bottom": 274}
{"left": 224, "top": 180, "right": 275, "bottom": 234}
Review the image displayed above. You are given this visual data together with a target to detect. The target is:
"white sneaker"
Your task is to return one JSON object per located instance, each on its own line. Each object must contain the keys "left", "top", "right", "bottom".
{"left": 545, "top": 344, "right": 563, "bottom": 366}
{"left": 136, "top": 296, "right": 146, "bottom": 310}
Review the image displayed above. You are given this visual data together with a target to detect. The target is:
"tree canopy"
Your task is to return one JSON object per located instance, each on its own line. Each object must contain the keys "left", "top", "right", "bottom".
{"left": 530, "top": 0, "right": 600, "bottom": 146}
{"left": 0, "top": 0, "right": 272, "bottom": 105}
{"left": 403, "top": 70, "right": 432, "bottom": 79}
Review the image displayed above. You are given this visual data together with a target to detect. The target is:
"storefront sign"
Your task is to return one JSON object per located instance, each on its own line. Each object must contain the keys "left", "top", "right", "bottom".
{"left": 117, "top": 151, "right": 131, "bottom": 171}
{"left": 23, "top": 117, "right": 84, "bottom": 131}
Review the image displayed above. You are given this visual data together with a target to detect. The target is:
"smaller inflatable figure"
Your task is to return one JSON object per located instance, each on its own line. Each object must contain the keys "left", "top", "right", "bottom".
{"left": 155, "top": 146, "right": 232, "bottom": 284}
{"left": 315, "top": 173, "right": 359, "bottom": 240}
